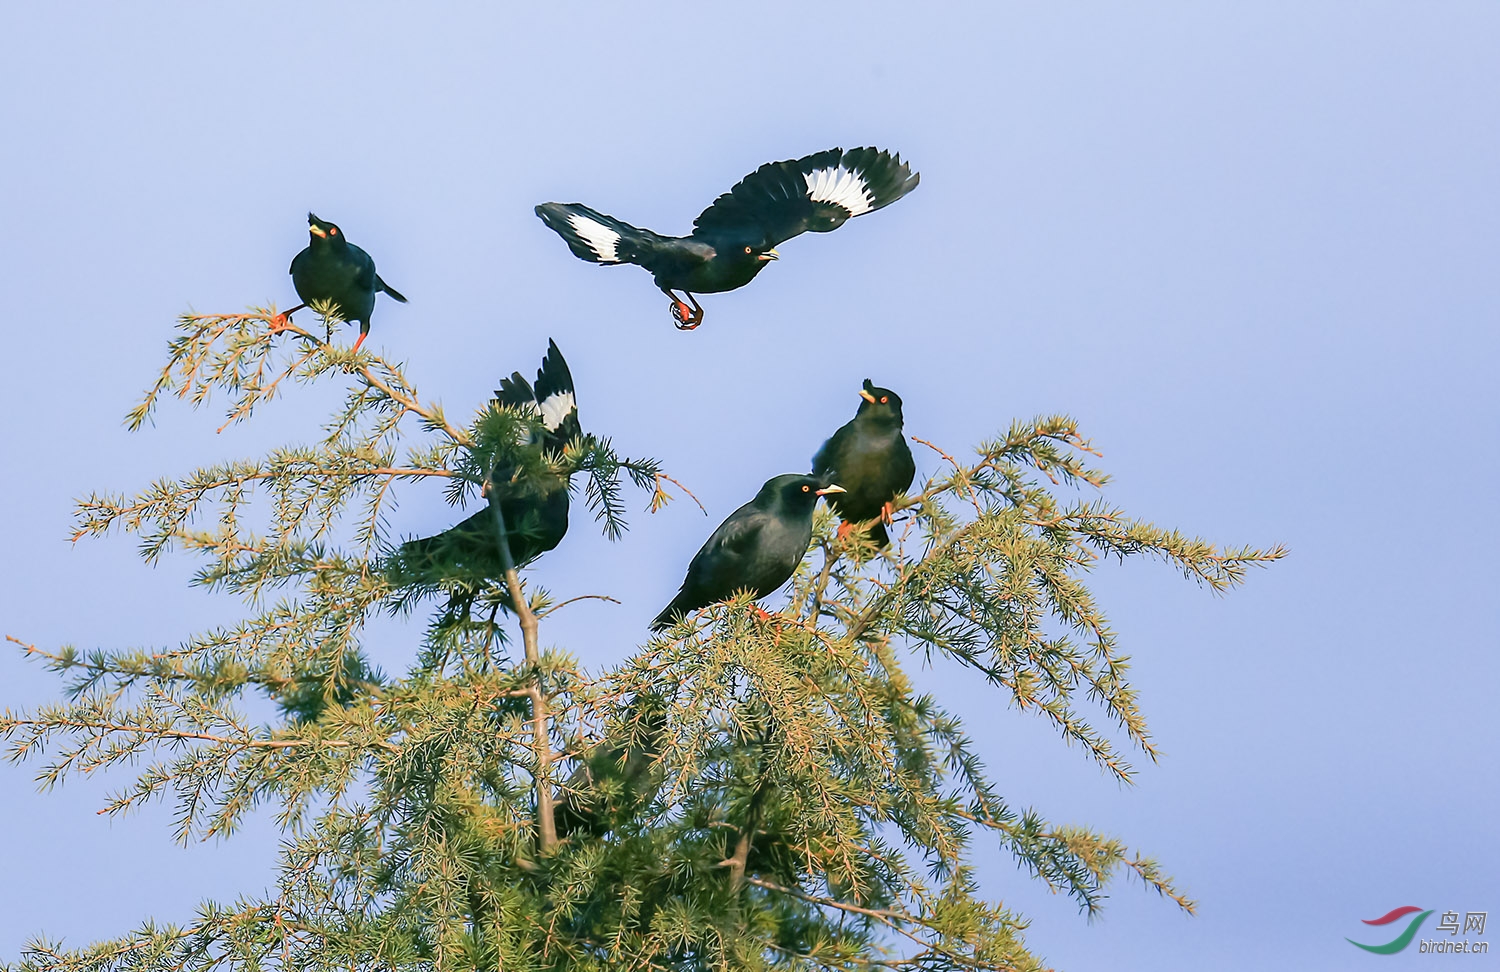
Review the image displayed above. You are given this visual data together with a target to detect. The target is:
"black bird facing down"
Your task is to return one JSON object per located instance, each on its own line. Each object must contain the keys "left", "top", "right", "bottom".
{"left": 536, "top": 147, "right": 919, "bottom": 330}
{"left": 811, "top": 379, "right": 916, "bottom": 548}
{"left": 280, "top": 213, "right": 407, "bottom": 352}
{"left": 651, "top": 474, "right": 844, "bottom": 631}
{"left": 390, "top": 340, "right": 579, "bottom": 591}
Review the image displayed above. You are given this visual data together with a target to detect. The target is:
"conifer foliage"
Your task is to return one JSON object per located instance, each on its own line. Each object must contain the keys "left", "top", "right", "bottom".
{"left": 3, "top": 308, "right": 1283, "bottom": 971}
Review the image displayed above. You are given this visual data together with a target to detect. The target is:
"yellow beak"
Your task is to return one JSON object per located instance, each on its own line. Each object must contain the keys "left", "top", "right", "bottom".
{"left": 815, "top": 484, "right": 846, "bottom": 496}
{"left": 309, "top": 224, "right": 328, "bottom": 238}
{"left": 758, "top": 248, "right": 780, "bottom": 262}
{"left": 859, "top": 389, "right": 877, "bottom": 403}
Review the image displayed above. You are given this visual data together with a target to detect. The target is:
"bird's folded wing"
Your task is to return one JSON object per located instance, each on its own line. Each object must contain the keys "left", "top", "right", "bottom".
{"left": 811, "top": 422, "right": 853, "bottom": 477}
{"left": 351, "top": 247, "right": 379, "bottom": 295}
{"left": 691, "top": 147, "right": 920, "bottom": 247}
{"left": 687, "top": 509, "right": 765, "bottom": 590}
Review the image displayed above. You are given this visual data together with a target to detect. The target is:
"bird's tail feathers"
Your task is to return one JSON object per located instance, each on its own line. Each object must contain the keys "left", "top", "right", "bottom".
{"left": 535, "top": 202, "right": 660, "bottom": 266}
{"left": 649, "top": 594, "right": 688, "bottom": 632}
{"left": 375, "top": 275, "right": 408, "bottom": 303}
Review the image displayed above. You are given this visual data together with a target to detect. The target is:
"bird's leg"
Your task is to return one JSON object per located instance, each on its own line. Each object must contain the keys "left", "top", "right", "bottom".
{"left": 663, "top": 288, "right": 704, "bottom": 330}
{"left": 880, "top": 501, "right": 896, "bottom": 525}
{"left": 270, "top": 303, "right": 306, "bottom": 332}
{"left": 350, "top": 324, "right": 369, "bottom": 353}
{"left": 835, "top": 521, "right": 854, "bottom": 541}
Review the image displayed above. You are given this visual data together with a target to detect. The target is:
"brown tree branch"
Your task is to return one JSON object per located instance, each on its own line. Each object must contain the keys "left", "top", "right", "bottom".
{"left": 486, "top": 476, "right": 557, "bottom": 855}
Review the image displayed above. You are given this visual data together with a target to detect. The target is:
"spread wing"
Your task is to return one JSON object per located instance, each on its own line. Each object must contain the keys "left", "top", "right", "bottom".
{"left": 692, "top": 147, "right": 919, "bottom": 247}
{"left": 493, "top": 340, "right": 580, "bottom": 454}
{"left": 535, "top": 203, "right": 666, "bottom": 266}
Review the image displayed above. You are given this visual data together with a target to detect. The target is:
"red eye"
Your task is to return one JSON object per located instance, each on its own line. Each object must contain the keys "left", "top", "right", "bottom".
{"left": 802, "top": 485, "right": 810, "bottom": 492}
{"left": 329, "top": 227, "right": 338, "bottom": 235}
{"left": 880, "top": 396, "right": 889, "bottom": 404}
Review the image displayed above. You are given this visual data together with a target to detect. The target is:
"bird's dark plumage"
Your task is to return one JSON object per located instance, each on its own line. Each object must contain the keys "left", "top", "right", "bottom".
{"left": 536, "top": 147, "right": 919, "bottom": 329}
{"left": 287, "top": 213, "right": 406, "bottom": 351}
{"left": 651, "top": 474, "right": 844, "bottom": 631}
{"left": 812, "top": 379, "right": 916, "bottom": 548}
{"left": 391, "top": 341, "right": 579, "bottom": 585}
{"left": 554, "top": 699, "right": 668, "bottom": 839}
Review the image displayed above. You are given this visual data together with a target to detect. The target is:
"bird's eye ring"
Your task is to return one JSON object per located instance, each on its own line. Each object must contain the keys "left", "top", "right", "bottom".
{"left": 880, "top": 396, "right": 889, "bottom": 404}
{"left": 744, "top": 246, "right": 752, "bottom": 254}
{"left": 802, "top": 484, "right": 810, "bottom": 492}
{"left": 329, "top": 227, "right": 338, "bottom": 235}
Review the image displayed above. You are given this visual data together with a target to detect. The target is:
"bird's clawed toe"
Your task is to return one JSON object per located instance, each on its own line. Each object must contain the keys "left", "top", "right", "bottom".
{"left": 269, "top": 313, "right": 291, "bottom": 332}
{"left": 669, "top": 300, "right": 702, "bottom": 330}
{"left": 880, "top": 502, "right": 896, "bottom": 526}
{"left": 835, "top": 521, "right": 854, "bottom": 541}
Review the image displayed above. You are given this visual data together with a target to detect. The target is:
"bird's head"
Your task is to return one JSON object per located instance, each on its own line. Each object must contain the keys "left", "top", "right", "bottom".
{"left": 856, "top": 378, "right": 904, "bottom": 424}
{"left": 307, "top": 213, "right": 346, "bottom": 246}
{"left": 759, "top": 473, "right": 844, "bottom": 513}
{"left": 724, "top": 236, "right": 779, "bottom": 269}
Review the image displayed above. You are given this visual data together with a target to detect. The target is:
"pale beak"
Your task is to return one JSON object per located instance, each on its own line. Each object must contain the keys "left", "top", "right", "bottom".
{"left": 815, "top": 484, "right": 846, "bottom": 496}
{"left": 309, "top": 224, "right": 328, "bottom": 238}
{"left": 758, "top": 248, "right": 780, "bottom": 262}
{"left": 859, "top": 389, "right": 877, "bottom": 403}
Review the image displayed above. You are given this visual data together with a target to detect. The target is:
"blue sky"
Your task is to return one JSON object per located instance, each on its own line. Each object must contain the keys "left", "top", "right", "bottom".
{"left": 1, "top": 3, "right": 1496, "bottom": 969}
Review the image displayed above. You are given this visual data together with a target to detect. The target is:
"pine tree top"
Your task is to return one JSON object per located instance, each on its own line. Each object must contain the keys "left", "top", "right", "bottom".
{"left": 3, "top": 310, "right": 1284, "bottom": 972}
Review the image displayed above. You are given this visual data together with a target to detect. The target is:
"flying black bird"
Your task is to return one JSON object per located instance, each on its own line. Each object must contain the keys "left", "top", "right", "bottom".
{"left": 389, "top": 340, "right": 579, "bottom": 591}
{"left": 535, "top": 147, "right": 919, "bottom": 329}
{"left": 280, "top": 213, "right": 407, "bottom": 352}
{"left": 812, "top": 379, "right": 916, "bottom": 548}
{"left": 651, "top": 474, "right": 844, "bottom": 631}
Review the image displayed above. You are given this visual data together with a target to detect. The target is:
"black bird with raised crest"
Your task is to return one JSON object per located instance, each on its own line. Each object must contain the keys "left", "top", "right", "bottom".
{"left": 536, "top": 147, "right": 919, "bottom": 329}
{"left": 280, "top": 213, "right": 407, "bottom": 351}
{"left": 651, "top": 474, "right": 844, "bottom": 631}
{"left": 812, "top": 379, "right": 915, "bottom": 548}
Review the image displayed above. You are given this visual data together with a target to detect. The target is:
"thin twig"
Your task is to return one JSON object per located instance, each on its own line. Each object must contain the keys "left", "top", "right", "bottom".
{"left": 654, "top": 472, "right": 708, "bottom": 515}
{"left": 535, "top": 594, "right": 622, "bottom": 620}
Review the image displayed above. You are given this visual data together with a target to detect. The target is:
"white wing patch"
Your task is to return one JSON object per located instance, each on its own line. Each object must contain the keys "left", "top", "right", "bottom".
{"left": 804, "top": 165, "right": 874, "bottom": 216}
{"left": 566, "top": 213, "right": 621, "bottom": 262}
{"left": 538, "top": 390, "right": 576, "bottom": 432}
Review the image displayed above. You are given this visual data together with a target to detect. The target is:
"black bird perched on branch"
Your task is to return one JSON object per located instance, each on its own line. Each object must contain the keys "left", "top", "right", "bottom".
{"left": 812, "top": 379, "right": 916, "bottom": 548}
{"left": 535, "top": 147, "right": 919, "bottom": 330}
{"left": 651, "top": 474, "right": 844, "bottom": 631}
{"left": 389, "top": 340, "right": 579, "bottom": 592}
{"left": 279, "top": 213, "right": 407, "bottom": 352}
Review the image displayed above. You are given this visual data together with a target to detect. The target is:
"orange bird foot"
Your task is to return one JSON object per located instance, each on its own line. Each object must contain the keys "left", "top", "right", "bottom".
{"left": 350, "top": 332, "right": 368, "bottom": 353}
{"left": 669, "top": 300, "right": 702, "bottom": 330}
{"left": 269, "top": 314, "right": 291, "bottom": 332}
{"left": 836, "top": 521, "right": 854, "bottom": 540}
{"left": 880, "top": 502, "right": 896, "bottom": 525}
